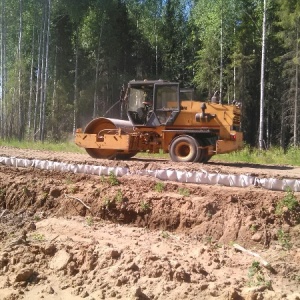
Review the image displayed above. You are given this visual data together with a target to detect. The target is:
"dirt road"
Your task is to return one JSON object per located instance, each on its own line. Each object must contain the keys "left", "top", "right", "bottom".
{"left": 0, "top": 146, "right": 299, "bottom": 299}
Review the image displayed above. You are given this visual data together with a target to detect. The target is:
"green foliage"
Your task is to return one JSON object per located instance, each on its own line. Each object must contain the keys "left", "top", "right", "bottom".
{"left": 154, "top": 182, "right": 165, "bottom": 193}
{"left": 161, "top": 231, "right": 170, "bottom": 239}
{"left": 114, "top": 189, "right": 123, "bottom": 203}
{"left": 178, "top": 187, "right": 190, "bottom": 197}
{"left": 34, "top": 214, "right": 41, "bottom": 222}
{"left": 86, "top": 216, "right": 94, "bottom": 226}
{"left": 98, "top": 171, "right": 120, "bottom": 186}
{"left": 275, "top": 188, "right": 299, "bottom": 216}
{"left": 0, "top": 188, "right": 6, "bottom": 197}
{"left": 65, "top": 175, "right": 74, "bottom": 185}
{"left": 0, "top": 0, "right": 300, "bottom": 148}
{"left": 68, "top": 186, "right": 78, "bottom": 194}
{"left": 140, "top": 201, "right": 151, "bottom": 212}
{"left": 277, "top": 229, "right": 292, "bottom": 250}
{"left": 250, "top": 224, "right": 258, "bottom": 232}
{"left": 247, "top": 261, "right": 271, "bottom": 288}
{"left": 100, "top": 176, "right": 106, "bottom": 183}
{"left": 31, "top": 233, "right": 45, "bottom": 241}
{"left": 215, "top": 145, "right": 300, "bottom": 166}
{"left": 108, "top": 172, "right": 119, "bottom": 186}
{"left": 203, "top": 236, "right": 213, "bottom": 244}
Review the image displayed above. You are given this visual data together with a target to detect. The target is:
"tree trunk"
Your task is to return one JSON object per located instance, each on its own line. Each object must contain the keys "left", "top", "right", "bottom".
{"left": 293, "top": 23, "right": 299, "bottom": 147}
{"left": 0, "top": 0, "right": 6, "bottom": 138}
{"left": 73, "top": 29, "right": 79, "bottom": 135}
{"left": 33, "top": 31, "right": 42, "bottom": 141}
{"left": 40, "top": 0, "right": 51, "bottom": 142}
{"left": 17, "top": 0, "right": 23, "bottom": 141}
{"left": 219, "top": 0, "right": 223, "bottom": 104}
{"left": 28, "top": 26, "right": 35, "bottom": 137}
{"left": 259, "top": 0, "right": 267, "bottom": 150}
{"left": 280, "top": 101, "right": 285, "bottom": 149}
{"left": 39, "top": 0, "right": 49, "bottom": 141}
{"left": 51, "top": 45, "right": 57, "bottom": 137}
{"left": 93, "top": 17, "right": 104, "bottom": 119}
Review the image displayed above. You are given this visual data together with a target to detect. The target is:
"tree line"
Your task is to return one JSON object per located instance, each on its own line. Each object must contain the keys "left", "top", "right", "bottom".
{"left": 0, "top": 0, "right": 299, "bottom": 149}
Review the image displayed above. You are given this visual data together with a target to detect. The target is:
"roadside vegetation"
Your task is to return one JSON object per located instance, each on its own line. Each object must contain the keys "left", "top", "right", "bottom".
{"left": 0, "top": 139, "right": 84, "bottom": 154}
{"left": 216, "top": 145, "right": 300, "bottom": 166}
{"left": 135, "top": 145, "right": 300, "bottom": 166}
{"left": 0, "top": 140, "right": 300, "bottom": 167}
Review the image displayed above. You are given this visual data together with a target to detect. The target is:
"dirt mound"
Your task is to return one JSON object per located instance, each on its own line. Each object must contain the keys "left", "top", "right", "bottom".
{"left": 0, "top": 147, "right": 300, "bottom": 299}
{"left": 1, "top": 165, "right": 299, "bottom": 248}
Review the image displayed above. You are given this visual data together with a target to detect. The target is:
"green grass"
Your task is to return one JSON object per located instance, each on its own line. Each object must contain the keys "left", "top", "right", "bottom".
{"left": 137, "top": 145, "right": 300, "bottom": 166}
{"left": 247, "top": 261, "right": 272, "bottom": 288}
{"left": 140, "top": 200, "right": 151, "bottom": 212}
{"left": 1, "top": 139, "right": 300, "bottom": 166}
{"left": 0, "top": 139, "right": 85, "bottom": 153}
{"left": 214, "top": 145, "right": 300, "bottom": 166}
{"left": 108, "top": 172, "right": 120, "bottom": 186}
{"left": 154, "top": 182, "right": 165, "bottom": 192}
{"left": 135, "top": 148, "right": 168, "bottom": 160}
{"left": 178, "top": 187, "right": 190, "bottom": 196}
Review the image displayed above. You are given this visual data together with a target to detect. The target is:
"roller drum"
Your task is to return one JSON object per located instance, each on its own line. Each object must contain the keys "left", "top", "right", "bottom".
{"left": 84, "top": 117, "right": 134, "bottom": 159}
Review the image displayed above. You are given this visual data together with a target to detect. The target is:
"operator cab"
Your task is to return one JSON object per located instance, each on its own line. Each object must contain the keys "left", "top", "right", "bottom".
{"left": 127, "top": 80, "right": 180, "bottom": 127}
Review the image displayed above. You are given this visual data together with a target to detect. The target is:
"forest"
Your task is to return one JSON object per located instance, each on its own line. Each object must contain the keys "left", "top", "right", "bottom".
{"left": 0, "top": 0, "right": 299, "bottom": 149}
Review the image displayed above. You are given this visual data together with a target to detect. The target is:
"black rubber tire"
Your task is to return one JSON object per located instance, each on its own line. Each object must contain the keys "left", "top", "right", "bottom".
{"left": 201, "top": 154, "right": 212, "bottom": 163}
{"left": 198, "top": 147, "right": 212, "bottom": 163}
{"left": 169, "top": 135, "right": 201, "bottom": 162}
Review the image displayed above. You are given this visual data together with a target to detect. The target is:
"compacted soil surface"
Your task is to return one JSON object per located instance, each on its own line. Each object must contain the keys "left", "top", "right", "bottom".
{"left": 0, "top": 146, "right": 300, "bottom": 300}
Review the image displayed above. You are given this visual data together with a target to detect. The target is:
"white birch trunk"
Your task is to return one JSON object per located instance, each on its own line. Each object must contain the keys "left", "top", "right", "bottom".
{"left": 39, "top": 3, "right": 47, "bottom": 140}
{"left": 17, "top": 0, "right": 23, "bottom": 140}
{"left": 73, "top": 30, "right": 79, "bottom": 135}
{"left": 0, "top": 0, "right": 5, "bottom": 137}
{"left": 33, "top": 31, "right": 42, "bottom": 140}
{"left": 259, "top": 0, "right": 267, "bottom": 150}
{"left": 40, "top": 0, "right": 51, "bottom": 142}
{"left": 293, "top": 24, "right": 299, "bottom": 146}
{"left": 51, "top": 45, "right": 57, "bottom": 135}
{"left": 28, "top": 26, "right": 35, "bottom": 135}
{"left": 93, "top": 17, "right": 104, "bottom": 119}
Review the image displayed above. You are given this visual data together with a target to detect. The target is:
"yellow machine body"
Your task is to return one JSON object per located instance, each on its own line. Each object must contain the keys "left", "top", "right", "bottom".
{"left": 75, "top": 80, "right": 243, "bottom": 163}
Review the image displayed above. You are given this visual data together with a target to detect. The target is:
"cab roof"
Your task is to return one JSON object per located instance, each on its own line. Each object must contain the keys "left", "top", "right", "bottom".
{"left": 128, "top": 79, "right": 177, "bottom": 88}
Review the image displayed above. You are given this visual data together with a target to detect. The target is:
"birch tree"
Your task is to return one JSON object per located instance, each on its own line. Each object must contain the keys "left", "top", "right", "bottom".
{"left": 73, "top": 30, "right": 79, "bottom": 135}
{"left": 0, "top": 0, "right": 7, "bottom": 138}
{"left": 27, "top": 26, "right": 35, "bottom": 135}
{"left": 277, "top": 0, "right": 300, "bottom": 147}
{"left": 17, "top": 0, "right": 23, "bottom": 140}
{"left": 259, "top": 0, "right": 267, "bottom": 149}
{"left": 191, "top": 0, "right": 238, "bottom": 100}
{"left": 40, "top": 0, "right": 51, "bottom": 142}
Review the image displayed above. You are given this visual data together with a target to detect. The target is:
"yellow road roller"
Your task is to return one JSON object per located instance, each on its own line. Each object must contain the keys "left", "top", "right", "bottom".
{"left": 75, "top": 79, "right": 243, "bottom": 163}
